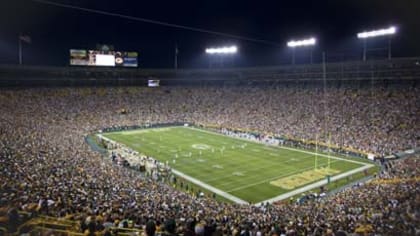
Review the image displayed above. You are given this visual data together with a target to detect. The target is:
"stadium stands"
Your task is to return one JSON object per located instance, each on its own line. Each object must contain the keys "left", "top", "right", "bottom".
{"left": 0, "top": 59, "right": 419, "bottom": 235}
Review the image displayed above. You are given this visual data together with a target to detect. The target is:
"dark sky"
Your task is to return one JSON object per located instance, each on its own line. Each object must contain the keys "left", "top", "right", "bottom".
{"left": 0, "top": 0, "right": 419, "bottom": 68}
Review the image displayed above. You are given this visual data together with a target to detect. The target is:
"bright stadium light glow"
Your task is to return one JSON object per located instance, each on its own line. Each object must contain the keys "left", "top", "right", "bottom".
{"left": 287, "top": 37, "right": 316, "bottom": 47}
{"left": 357, "top": 26, "right": 397, "bottom": 38}
{"left": 205, "top": 46, "right": 238, "bottom": 54}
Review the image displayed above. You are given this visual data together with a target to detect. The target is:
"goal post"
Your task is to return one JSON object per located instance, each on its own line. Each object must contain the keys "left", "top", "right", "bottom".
{"left": 314, "top": 134, "right": 318, "bottom": 170}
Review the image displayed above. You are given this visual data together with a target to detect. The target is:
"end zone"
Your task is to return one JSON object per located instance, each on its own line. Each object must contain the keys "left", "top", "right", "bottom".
{"left": 270, "top": 168, "right": 340, "bottom": 189}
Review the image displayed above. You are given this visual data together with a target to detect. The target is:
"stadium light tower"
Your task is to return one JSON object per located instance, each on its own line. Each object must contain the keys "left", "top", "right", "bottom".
{"left": 287, "top": 37, "right": 316, "bottom": 64}
{"left": 205, "top": 46, "right": 238, "bottom": 54}
{"left": 357, "top": 26, "right": 397, "bottom": 61}
{"left": 205, "top": 46, "right": 238, "bottom": 68}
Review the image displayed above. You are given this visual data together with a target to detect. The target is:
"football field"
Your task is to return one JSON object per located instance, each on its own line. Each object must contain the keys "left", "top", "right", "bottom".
{"left": 102, "top": 126, "right": 373, "bottom": 203}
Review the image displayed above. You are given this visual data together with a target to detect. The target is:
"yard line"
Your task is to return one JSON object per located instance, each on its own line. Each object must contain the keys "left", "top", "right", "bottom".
{"left": 219, "top": 160, "right": 339, "bottom": 190}
{"left": 277, "top": 146, "right": 369, "bottom": 165}
{"left": 226, "top": 160, "right": 340, "bottom": 193}
{"left": 171, "top": 169, "right": 248, "bottom": 204}
{"left": 205, "top": 163, "right": 295, "bottom": 184}
{"left": 178, "top": 148, "right": 321, "bottom": 185}
{"left": 102, "top": 127, "right": 374, "bottom": 204}
{"left": 171, "top": 154, "right": 304, "bottom": 185}
{"left": 185, "top": 126, "right": 370, "bottom": 165}
{"left": 255, "top": 164, "right": 374, "bottom": 205}
{"left": 197, "top": 150, "right": 318, "bottom": 183}
{"left": 206, "top": 155, "right": 319, "bottom": 185}
{"left": 176, "top": 158, "right": 282, "bottom": 183}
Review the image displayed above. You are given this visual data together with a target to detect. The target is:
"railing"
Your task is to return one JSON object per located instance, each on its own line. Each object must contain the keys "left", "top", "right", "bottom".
{"left": 4, "top": 213, "right": 144, "bottom": 236}
{"left": 27, "top": 227, "right": 85, "bottom": 236}
{"left": 9, "top": 215, "right": 79, "bottom": 236}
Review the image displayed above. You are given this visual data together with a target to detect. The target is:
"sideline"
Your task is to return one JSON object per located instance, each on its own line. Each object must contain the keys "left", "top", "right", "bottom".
{"left": 226, "top": 160, "right": 340, "bottom": 193}
{"left": 98, "top": 133, "right": 248, "bottom": 204}
{"left": 97, "top": 128, "right": 375, "bottom": 205}
{"left": 185, "top": 126, "right": 370, "bottom": 166}
{"left": 171, "top": 169, "right": 248, "bottom": 204}
{"left": 254, "top": 164, "right": 374, "bottom": 205}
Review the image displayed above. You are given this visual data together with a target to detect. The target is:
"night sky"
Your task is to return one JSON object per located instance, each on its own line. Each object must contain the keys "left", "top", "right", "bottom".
{"left": 0, "top": 0, "right": 419, "bottom": 68}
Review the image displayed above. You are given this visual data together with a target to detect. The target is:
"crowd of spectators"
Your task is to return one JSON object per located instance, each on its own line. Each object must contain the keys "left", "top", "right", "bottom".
{"left": 0, "top": 84, "right": 419, "bottom": 235}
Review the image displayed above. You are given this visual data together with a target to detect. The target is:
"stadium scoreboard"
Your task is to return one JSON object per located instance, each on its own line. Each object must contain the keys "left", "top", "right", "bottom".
{"left": 148, "top": 79, "right": 160, "bottom": 87}
{"left": 70, "top": 49, "right": 138, "bottom": 67}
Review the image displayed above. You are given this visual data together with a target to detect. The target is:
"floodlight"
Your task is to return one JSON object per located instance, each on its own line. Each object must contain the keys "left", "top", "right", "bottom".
{"left": 287, "top": 37, "right": 316, "bottom": 48}
{"left": 205, "top": 46, "right": 238, "bottom": 54}
{"left": 358, "top": 26, "right": 397, "bottom": 61}
{"left": 357, "top": 26, "right": 397, "bottom": 39}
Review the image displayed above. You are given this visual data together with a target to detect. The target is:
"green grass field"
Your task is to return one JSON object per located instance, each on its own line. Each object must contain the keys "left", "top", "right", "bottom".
{"left": 102, "top": 126, "right": 372, "bottom": 203}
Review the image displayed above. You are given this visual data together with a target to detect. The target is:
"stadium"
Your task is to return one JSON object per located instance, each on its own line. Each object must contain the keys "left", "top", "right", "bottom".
{"left": 1, "top": 1, "right": 419, "bottom": 236}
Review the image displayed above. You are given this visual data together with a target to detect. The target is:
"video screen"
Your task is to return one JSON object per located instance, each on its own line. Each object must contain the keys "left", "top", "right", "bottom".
{"left": 70, "top": 49, "right": 88, "bottom": 66}
{"left": 148, "top": 80, "right": 160, "bottom": 87}
{"left": 70, "top": 49, "right": 138, "bottom": 67}
{"left": 95, "top": 54, "right": 115, "bottom": 66}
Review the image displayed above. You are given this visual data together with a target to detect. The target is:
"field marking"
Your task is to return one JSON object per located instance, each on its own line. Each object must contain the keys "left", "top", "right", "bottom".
{"left": 277, "top": 146, "right": 368, "bottom": 165}
{"left": 100, "top": 132, "right": 247, "bottom": 204}
{"left": 255, "top": 163, "right": 374, "bottom": 205}
{"left": 181, "top": 127, "right": 375, "bottom": 200}
{"left": 203, "top": 157, "right": 313, "bottom": 184}
{"left": 116, "top": 127, "right": 367, "bottom": 181}
{"left": 225, "top": 160, "right": 340, "bottom": 192}
{"left": 285, "top": 158, "right": 299, "bottom": 163}
{"left": 107, "top": 127, "right": 173, "bottom": 135}
{"left": 171, "top": 169, "right": 248, "bottom": 204}
{"left": 100, "top": 127, "right": 375, "bottom": 204}
{"left": 270, "top": 168, "right": 340, "bottom": 189}
{"left": 232, "top": 171, "right": 246, "bottom": 176}
{"left": 177, "top": 149, "right": 341, "bottom": 190}
{"left": 184, "top": 126, "right": 369, "bottom": 166}
{"left": 210, "top": 158, "right": 317, "bottom": 187}
{"left": 192, "top": 144, "right": 211, "bottom": 150}
{"left": 168, "top": 129, "right": 355, "bottom": 185}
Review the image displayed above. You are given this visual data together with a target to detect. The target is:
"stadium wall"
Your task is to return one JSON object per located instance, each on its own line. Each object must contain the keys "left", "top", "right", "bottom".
{"left": 0, "top": 57, "right": 419, "bottom": 87}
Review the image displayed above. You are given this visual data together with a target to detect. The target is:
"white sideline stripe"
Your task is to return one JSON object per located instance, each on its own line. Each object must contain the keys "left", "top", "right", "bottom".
{"left": 278, "top": 146, "right": 367, "bottom": 165}
{"left": 184, "top": 126, "right": 368, "bottom": 166}
{"left": 98, "top": 128, "right": 374, "bottom": 205}
{"left": 204, "top": 145, "right": 322, "bottom": 184}
{"left": 171, "top": 169, "right": 248, "bottom": 204}
{"left": 226, "top": 160, "right": 340, "bottom": 192}
{"left": 183, "top": 127, "right": 375, "bottom": 202}
{"left": 204, "top": 151, "right": 316, "bottom": 183}
{"left": 106, "top": 127, "right": 173, "bottom": 135}
{"left": 254, "top": 163, "right": 374, "bottom": 206}
{"left": 99, "top": 133, "right": 248, "bottom": 204}
{"left": 97, "top": 134, "right": 111, "bottom": 142}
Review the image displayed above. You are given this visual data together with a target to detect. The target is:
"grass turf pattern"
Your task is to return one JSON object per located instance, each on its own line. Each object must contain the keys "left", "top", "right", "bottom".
{"left": 103, "top": 126, "right": 364, "bottom": 203}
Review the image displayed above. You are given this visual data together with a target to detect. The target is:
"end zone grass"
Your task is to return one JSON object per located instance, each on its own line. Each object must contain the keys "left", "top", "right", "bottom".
{"left": 270, "top": 168, "right": 340, "bottom": 189}
{"left": 102, "top": 126, "right": 374, "bottom": 203}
